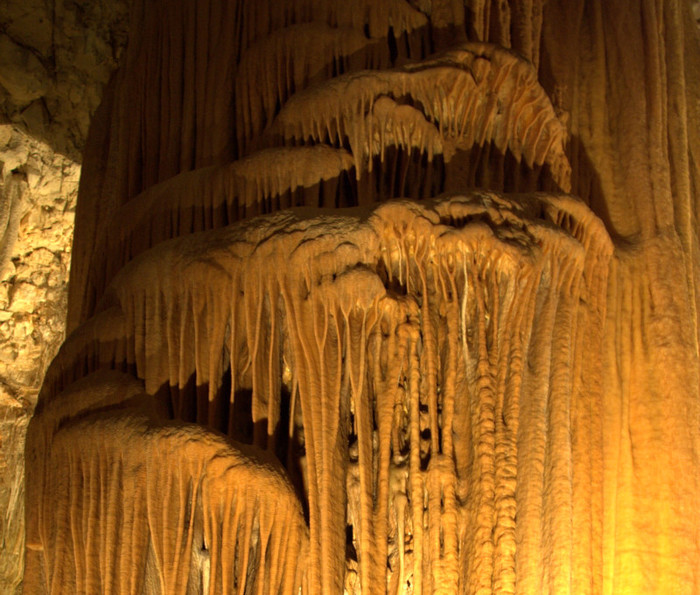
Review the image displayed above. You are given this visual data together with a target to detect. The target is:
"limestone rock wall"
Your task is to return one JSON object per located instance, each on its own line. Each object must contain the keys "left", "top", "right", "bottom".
{"left": 0, "top": 120, "right": 78, "bottom": 595}
{"left": 0, "top": 1, "right": 129, "bottom": 592}
{"left": 0, "top": 125, "right": 77, "bottom": 397}
{"left": 0, "top": 0, "right": 129, "bottom": 159}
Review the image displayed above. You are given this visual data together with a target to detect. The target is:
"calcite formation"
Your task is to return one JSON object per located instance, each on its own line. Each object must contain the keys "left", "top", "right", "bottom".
{"left": 29, "top": 192, "right": 612, "bottom": 594}
{"left": 24, "top": 0, "right": 700, "bottom": 593}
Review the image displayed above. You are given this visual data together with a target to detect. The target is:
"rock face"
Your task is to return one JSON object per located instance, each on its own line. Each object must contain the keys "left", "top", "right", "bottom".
{"left": 0, "top": 126, "right": 78, "bottom": 393}
{"left": 0, "top": 124, "right": 78, "bottom": 595}
{"left": 23, "top": 0, "right": 700, "bottom": 594}
{"left": 0, "top": 1, "right": 129, "bottom": 593}
{"left": 0, "top": 0, "right": 129, "bottom": 159}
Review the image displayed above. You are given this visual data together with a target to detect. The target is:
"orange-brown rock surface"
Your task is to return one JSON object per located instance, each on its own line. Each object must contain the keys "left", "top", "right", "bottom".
{"left": 24, "top": 0, "right": 700, "bottom": 593}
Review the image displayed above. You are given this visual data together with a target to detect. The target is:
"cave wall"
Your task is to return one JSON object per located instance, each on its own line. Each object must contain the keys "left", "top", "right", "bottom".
{"left": 7, "top": 0, "right": 700, "bottom": 593}
{"left": 0, "top": 125, "right": 77, "bottom": 592}
{"left": 0, "top": 1, "right": 128, "bottom": 592}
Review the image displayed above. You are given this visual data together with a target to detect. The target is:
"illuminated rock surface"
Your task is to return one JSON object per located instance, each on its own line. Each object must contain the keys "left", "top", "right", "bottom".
{"left": 23, "top": 0, "right": 700, "bottom": 593}
{"left": 0, "top": 2, "right": 129, "bottom": 589}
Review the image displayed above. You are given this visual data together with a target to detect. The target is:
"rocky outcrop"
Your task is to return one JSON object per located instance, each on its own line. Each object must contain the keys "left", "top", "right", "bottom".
{"left": 0, "top": 124, "right": 78, "bottom": 595}
{"left": 0, "top": 0, "right": 129, "bottom": 158}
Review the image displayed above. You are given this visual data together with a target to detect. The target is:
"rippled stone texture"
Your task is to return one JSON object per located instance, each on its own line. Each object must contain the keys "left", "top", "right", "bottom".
{"left": 24, "top": 1, "right": 700, "bottom": 593}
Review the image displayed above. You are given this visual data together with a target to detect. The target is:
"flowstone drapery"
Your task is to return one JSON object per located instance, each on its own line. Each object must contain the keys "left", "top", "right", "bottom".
{"left": 24, "top": 1, "right": 700, "bottom": 593}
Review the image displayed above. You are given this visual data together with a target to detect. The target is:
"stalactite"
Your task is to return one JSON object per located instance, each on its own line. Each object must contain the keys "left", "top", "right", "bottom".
{"left": 235, "top": 24, "right": 392, "bottom": 155}
{"left": 270, "top": 43, "right": 570, "bottom": 189}
{"left": 26, "top": 382, "right": 308, "bottom": 595}
{"left": 78, "top": 44, "right": 573, "bottom": 313}
{"left": 29, "top": 191, "right": 612, "bottom": 593}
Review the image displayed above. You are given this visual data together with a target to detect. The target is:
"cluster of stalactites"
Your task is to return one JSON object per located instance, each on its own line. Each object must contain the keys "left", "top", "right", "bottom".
{"left": 39, "top": 194, "right": 611, "bottom": 593}
{"left": 24, "top": 371, "right": 309, "bottom": 595}
{"left": 78, "top": 43, "right": 571, "bottom": 330}
{"left": 71, "top": 5, "right": 570, "bottom": 330}
{"left": 269, "top": 43, "right": 570, "bottom": 185}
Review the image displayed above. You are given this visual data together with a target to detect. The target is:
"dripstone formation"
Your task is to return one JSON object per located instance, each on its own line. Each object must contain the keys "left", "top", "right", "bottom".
{"left": 24, "top": 1, "right": 700, "bottom": 593}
